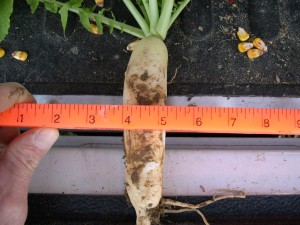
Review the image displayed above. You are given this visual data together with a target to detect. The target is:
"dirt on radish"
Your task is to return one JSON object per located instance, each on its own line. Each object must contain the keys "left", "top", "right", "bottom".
{"left": 123, "top": 35, "right": 168, "bottom": 225}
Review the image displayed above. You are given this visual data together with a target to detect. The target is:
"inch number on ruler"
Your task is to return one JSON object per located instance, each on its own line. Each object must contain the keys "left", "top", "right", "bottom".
{"left": 0, "top": 103, "right": 299, "bottom": 135}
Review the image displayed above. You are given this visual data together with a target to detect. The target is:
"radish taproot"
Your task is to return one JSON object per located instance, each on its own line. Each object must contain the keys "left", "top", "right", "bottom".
{"left": 120, "top": 1, "right": 245, "bottom": 225}
{"left": 123, "top": 35, "right": 167, "bottom": 225}
{"left": 122, "top": 1, "right": 188, "bottom": 224}
{"left": 25, "top": 0, "right": 245, "bottom": 224}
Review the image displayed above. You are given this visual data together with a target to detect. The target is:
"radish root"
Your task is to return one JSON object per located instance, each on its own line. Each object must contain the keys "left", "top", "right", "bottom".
{"left": 167, "top": 65, "right": 181, "bottom": 84}
{"left": 161, "top": 190, "right": 246, "bottom": 225}
{"left": 123, "top": 36, "right": 167, "bottom": 225}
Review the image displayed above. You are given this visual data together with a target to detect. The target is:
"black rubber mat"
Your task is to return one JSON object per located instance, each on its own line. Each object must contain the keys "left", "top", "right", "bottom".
{"left": 2, "top": 2, "right": 299, "bottom": 224}
{"left": 1, "top": 0, "right": 300, "bottom": 96}
{"left": 26, "top": 194, "right": 300, "bottom": 225}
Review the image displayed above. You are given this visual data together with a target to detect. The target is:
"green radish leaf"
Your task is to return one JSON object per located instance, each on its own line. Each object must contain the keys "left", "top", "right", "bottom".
{"left": 44, "top": 1, "right": 59, "bottom": 13}
{"left": 79, "top": 8, "right": 92, "bottom": 32}
{"left": 100, "top": 9, "right": 116, "bottom": 34}
{"left": 95, "top": 8, "right": 112, "bottom": 34}
{"left": 0, "top": 0, "right": 14, "bottom": 41}
{"left": 26, "top": 0, "right": 39, "bottom": 13}
{"left": 58, "top": 4, "right": 69, "bottom": 37}
{"left": 109, "top": 23, "right": 113, "bottom": 34}
{"left": 95, "top": 14, "right": 103, "bottom": 34}
{"left": 120, "top": 21, "right": 126, "bottom": 33}
{"left": 109, "top": 11, "right": 116, "bottom": 34}
{"left": 68, "top": 0, "right": 83, "bottom": 8}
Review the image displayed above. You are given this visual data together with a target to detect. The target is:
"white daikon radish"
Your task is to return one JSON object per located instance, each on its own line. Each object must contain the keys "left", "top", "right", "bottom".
{"left": 123, "top": 36, "right": 167, "bottom": 225}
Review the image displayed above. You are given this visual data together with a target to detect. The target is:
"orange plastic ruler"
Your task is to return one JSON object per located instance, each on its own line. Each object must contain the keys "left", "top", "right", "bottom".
{"left": 0, "top": 103, "right": 300, "bottom": 134}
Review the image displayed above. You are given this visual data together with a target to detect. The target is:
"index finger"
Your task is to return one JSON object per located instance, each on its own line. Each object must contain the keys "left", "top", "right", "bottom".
{"left": 0, "top": 82, "right": 36, "bottom": 112}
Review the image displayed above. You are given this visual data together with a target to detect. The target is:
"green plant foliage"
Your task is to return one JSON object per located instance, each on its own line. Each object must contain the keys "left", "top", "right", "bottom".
{"left": 44, "top": 1, "right": 59, "bottom": 13}
{"left": 58, "top": 4, "right": 69, "bottom": 36}
{"left": 26, "top": 0, "right": 40, "bottom": 13}
{"left": 109, "top": 11, "right": 116, "bottom": 34}
{"left": 95, "top": 12, "right": 104, "bottom": 34}
{"left": 79, "top": 7, "right": 94, "bottom": 32}
{"left": 67, "top": 0, "right": 83, "bottom": 8}
{"left": 58, "top": 0, "right": 84, "bottom": 36}
{"left": 0, "top": 0, "right": 14, "bottom": 41}
{"left": 1, "top": 0, "right": 189, "bottom": 41}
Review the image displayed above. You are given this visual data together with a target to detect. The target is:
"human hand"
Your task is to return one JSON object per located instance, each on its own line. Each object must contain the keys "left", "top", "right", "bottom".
{"left": 0, "top": 83, "right": 59, "bottom": 225}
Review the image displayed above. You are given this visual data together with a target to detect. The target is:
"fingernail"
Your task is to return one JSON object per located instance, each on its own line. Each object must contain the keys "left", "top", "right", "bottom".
{"left": 33, "top": 128, "right": 59, "bottom": 151}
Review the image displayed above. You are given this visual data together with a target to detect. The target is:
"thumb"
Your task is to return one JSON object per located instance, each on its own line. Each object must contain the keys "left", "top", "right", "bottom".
{"left": 2, "top": 128, "right": 59, "bottom": 185}
{"left": 0, "top": 128, "right": 58, "bottom": 224}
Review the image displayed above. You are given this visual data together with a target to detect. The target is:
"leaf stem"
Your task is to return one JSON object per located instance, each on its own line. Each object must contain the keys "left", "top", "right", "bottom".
{"left": 141, "top": 0, "right": 150, "bottom": 18}
{"left": 161, "top": 0, "right": 166, "bottom": 12}
{"left": 149, "top": 0, "right": 159, "bottom": 35}
{"left": 39, "top": 0, "right": 190, "bottom": 40}
{"left": 123, "top": 0, "right": 151, "bottom": 36}
{"left": 136, "top": 0, "right": 149, "bottom": 24}
{"left": 156, "top": 0, "right": 174, "bottom": 39}
{"left": 40, "top": 0, "right": 145, "bottom": 38}
{"left": 169, "top": 0, "right": 190, "bottom": 29}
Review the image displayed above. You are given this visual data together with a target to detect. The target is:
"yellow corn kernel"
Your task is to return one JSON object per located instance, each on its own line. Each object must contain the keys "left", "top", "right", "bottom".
{"left": 95, "top": 0, "right": 104, "bottom": 7}
{"left": 89, "top": 24, "right": 101, "bottom": 35}
{"left": 0, "top": 48, "right": 5, "bottom": 58}
{"left": 253, "top": 37, "right": 267, "bottom": 52}
{"left": 237, "top": 27, "right": 250, "bottom": 41}
{"left": 247, "top": 48, "right": 264, "bottom": 59}
{"left": 127, "top": 39, "right": 140, "bottom": 51}
{"left": 12, "top": 51, "right": 28, "bottom": 61}
{"left": 238, "top": 42, "right": 254, "bottom": 53}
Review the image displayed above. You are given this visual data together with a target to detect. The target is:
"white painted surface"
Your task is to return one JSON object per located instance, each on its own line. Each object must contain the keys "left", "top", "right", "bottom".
{"left": 30, "top": 137, "right": 300, "bottom": 196}
{"left": 34, "top": 95, "right": 300, "bottom": 108}
{"left": 29, "top": 96, "right": 300, "bottom": 195}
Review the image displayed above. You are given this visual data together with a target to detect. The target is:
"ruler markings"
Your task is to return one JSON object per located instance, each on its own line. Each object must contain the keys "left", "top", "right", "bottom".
{"left": 138, "top": 105, "right": 141, "bottom": 119}
{"left": 227, "top": 109, "right": 230, "bottom": 127}
{"left": 0, "top": 103, "right": 300, "bottom": 134}
{"left": 86, "top": 105, "right": 89, "bottom": 125}
{"left": 17, "top": 104, "right": 20, "bottom": 123}
{"left": 296, "top": 111, "right": 298, "bottom": 129}
{"left": 192, "top": 108, "right": 195, "bottom": 127}
{"left": 294, "top": 109, "right": 296, "bottom": 129}
{"left": 121, "top": 105, "right": 124, "bottom": 125}
{"left": 51, "top": 104, "right": 54, "bottom": 124}
{"left": 68, "top": 105, "right": 71, "bottom": 117}
{"left": 157, "top": 106, "right": 160, "bottom": 126}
